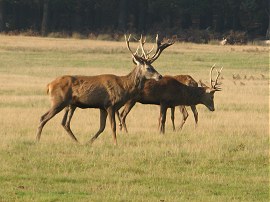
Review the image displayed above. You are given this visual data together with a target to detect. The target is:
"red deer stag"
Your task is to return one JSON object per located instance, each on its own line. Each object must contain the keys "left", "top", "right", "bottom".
{"left": 169, "top": 75, "right": 198, "bottom": 131}
{"left": 118, "top": 65, "right": 223, "bottom": 134}
{"left": 117, "top": 75, "right": 198, "bottom": 132}
{"left": 36, "top": 35, "right": 174, "bottom": 145}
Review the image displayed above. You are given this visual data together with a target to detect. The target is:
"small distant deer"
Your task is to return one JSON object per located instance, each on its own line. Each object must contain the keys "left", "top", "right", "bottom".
{"left": 117, "top": 65, "right": 223, "bottom": 134}
{"left": 36, "top": 35, "right": 174, "bottom": 145}
{"left": 220, "top": 38, "right": 227, "bottom": 45}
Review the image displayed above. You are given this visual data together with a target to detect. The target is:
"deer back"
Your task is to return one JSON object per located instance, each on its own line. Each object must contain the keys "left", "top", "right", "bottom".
{"left": 173, "top": 75, "right": 198, "bottom": 87}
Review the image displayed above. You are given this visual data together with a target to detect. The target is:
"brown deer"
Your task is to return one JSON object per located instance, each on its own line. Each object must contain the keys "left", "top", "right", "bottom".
{"left": 117, "top": 65, "right": 222, "bottom": 134}
{"left": 169, "top": 75, "right": 198, "bottom": 131}
{"left": 117, "top": 74, "right": 198, "bottom": 132}
{"left": 36, "top": 35, "right": 174, "bottom": 145}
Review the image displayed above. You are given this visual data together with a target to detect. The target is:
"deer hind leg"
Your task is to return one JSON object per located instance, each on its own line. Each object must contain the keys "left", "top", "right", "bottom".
{"left": 89, "top": 109, "right": 107, "bottom": 144}
{"left": 107, "top": 107, "right": 117, "bottom": 145}
{"left": 119, "top": 100, "right": 136, "bottom": 134}
{"left": 61, "top": 105, "right": 78, "bottom": 142}
{"left": 170, "top": 107, "right": 176, "bottom": 131}
{"left": 179, "top": 106, "right": 188, "bottom": 130}
{"left": 36, "top": 103, "right": 66, "bottom": 142}
{"left": 190, "top": 105, "right": 198, "bottom": 128}
{"left": 159, "top": 104, "right": 168, "bottom": 134}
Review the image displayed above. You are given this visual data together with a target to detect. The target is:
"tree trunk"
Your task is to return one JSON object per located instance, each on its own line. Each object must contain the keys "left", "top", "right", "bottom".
{"left": 118, "top": 0, "right": 128, "bottom": 31}
{"left": 41, "top": 0, "right": 49, "bottom": 36}
{"left": 0, "top": 0, "right": 4, "bottom": 32}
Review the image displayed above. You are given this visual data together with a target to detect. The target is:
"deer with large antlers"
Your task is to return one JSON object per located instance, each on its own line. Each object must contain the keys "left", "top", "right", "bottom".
{"left": 167, "top": 75, "right": 199, "bottom": 131}
{"left": 36, "top": 35, "right": 174, "bottom": 145}
{"left": 117, "top": 65, "right": 223, "bottom": 134}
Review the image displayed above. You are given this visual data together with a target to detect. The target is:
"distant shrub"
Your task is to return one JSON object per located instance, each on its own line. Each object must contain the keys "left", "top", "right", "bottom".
{"left": 47, "top": 32, "right": 70, "bottom": 38}
{"left": 225, "top": 31, "right": 248, "bottom": 45}
{"left": 72, "top": 32, "right": 87, "bottom": 39}
{"left": 96, "top": 34, "right": 114, "bottom": 41}
{"left": 176, "top": 29, "right": 210, "bottom": 44}
{"left": 20, "top": 29, "right": 39, "bottom": 36}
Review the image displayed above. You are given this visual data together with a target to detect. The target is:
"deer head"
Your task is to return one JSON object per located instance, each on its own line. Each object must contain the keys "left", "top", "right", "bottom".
{"left": 125, "top": 34, "right": 174, "bottom": 81}
{"left": 199, "top": 64, "right": 223, "bottom": 111}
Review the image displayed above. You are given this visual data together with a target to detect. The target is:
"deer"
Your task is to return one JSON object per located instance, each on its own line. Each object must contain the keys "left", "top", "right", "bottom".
{"left": 36, "top": 34, "right": 174, "bottom": 145}
{"left": 117, "top": 74, "right": 199, "bottom": 132}
{"left": 168, "top": 75, "right": 198, "bottom": 131}
{"left": 220, "top": 38, "right": 227, "bottom": 45}
{"left": 117, "top": 64, "right": 223, "bottom": 134}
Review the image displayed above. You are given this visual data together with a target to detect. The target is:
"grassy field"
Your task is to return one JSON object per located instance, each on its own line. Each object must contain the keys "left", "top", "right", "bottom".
{"left": 0, "top": 35, "right": 269, "bottom": 201}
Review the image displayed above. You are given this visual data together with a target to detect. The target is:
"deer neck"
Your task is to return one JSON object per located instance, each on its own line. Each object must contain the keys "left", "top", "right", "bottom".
{"left": 123, "top": 66, "right": 145, "bottom": 93}
{"left": 185, "top": 87, "right": 205, "bottom": 105}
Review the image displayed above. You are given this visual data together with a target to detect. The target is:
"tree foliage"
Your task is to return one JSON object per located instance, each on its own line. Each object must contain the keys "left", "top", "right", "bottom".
{"left": 0, "top": 0, "right": 268, "bottom": 39}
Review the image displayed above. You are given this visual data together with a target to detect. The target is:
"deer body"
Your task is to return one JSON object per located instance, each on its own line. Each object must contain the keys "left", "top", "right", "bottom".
{"left": 140, "top": 77, "right": 205, "bottom": 106}
{"left": 47, "top": 72, "right": 142, "bottom": 110}
{"left": 119, "top": 66, "right": 222, "bottom": 134}
{"left": 119, "top": 76, "right": 210, "bottom": 133}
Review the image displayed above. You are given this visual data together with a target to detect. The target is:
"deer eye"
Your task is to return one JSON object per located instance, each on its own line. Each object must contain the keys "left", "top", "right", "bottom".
{"left": 146, "top": 66, "right": 153, "bottom": 71}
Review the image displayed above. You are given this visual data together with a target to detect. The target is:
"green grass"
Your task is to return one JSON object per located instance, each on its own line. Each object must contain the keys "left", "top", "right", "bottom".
{"left": 0, "top": 35, "right": 268, "bottom": 201}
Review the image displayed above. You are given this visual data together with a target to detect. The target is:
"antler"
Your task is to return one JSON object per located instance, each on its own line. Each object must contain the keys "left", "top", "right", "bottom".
{"left": 125, "top": 34, "right": 140, "bottom": 60}
{"left": 210, "top": 64, "right": 223, "bottom": 91}
{"left": 147, "top": 34, "right": 175, "bottom": 64}
{"left": 139, "top": 35, "right": 148, "bottom": 58}
{"left": 125, "top": 34, "right": 174, "bottom": 64}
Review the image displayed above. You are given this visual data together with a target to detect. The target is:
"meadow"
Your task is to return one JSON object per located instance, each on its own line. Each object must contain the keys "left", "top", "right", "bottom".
{"left": 0, "top": 35, "right": 269, "bottom": 201}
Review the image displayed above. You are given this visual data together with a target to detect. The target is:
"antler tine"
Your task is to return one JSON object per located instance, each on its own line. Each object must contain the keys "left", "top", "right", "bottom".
{"left": 125, "top": 34, "right": 139, "bottom": 59}
{"left": 209, "top": 64, "right": 223, "bottom": 90}
{"left": 209, "top": 63, "right": 216, "bottom": 88}
{"left": 147, "top": 45, "right": 155, "bottom": 55}
{"left": 147, "top": 34, "right": 174, "bottom": 64}
{"left": 146, "top": 34, "right": 161, "bottom": 62}
{"left": 213, "top": 67, "right": 223, "bottom": 90}
{"left": 139, "top": 35, "right": 148, "bottom": 59}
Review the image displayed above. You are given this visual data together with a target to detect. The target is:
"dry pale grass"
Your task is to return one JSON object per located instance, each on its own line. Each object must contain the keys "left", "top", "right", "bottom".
{"left": 0, "top": 35, "right": 123, "bottom": 51}
{"left": 0, "top": 34, "right": 268, "bottom": 54}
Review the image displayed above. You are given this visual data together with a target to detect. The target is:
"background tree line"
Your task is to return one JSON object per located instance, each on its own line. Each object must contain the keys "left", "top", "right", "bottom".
{"left": 0, "top": 0, "right": 268, "bottom": 42}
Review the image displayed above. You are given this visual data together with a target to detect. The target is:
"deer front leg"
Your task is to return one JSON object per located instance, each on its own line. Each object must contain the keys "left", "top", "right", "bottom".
{"left": 170, "top": 107, "right": 176, "bottom": 131}
{"left": 159, "top": 104, "right": 168, "bottom": 134}
{"left": 89, "top": 109, "right": 107, "bottom": 145}
{"left": 116, "top": 110, "right": 122, "bottom": 131}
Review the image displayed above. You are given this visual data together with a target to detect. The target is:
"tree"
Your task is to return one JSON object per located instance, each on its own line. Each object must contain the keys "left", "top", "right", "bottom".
{"left": 0, "top": 0, "right": 4, "bottom": 32}
{"left": 118, "top": 0, "right": 128, "bottom": 31}
{"left": 41, "top": 0, "right": 49, "bottom": 36}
